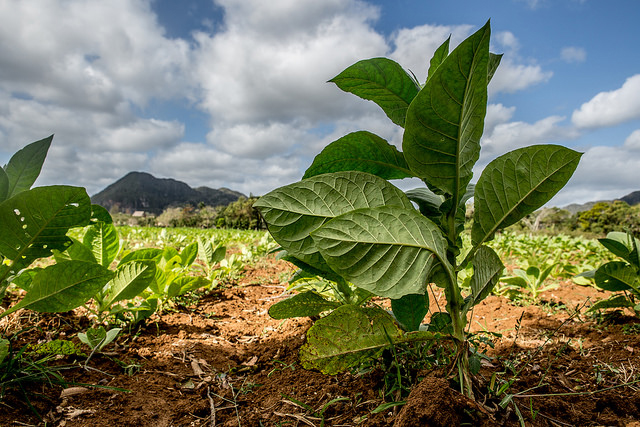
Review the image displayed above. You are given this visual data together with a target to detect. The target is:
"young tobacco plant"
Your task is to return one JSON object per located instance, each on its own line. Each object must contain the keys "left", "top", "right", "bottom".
{"left": 255, "top": 21, "right": 581, "bottom": 397}
{"left": 581, "top": 231, "right": 640, "bottom": 316}
{"left": 52, "top": 205, "right": 158, "bottom": 324}
{"left": 0, "top": 137, "right": 113, "bottom": 319}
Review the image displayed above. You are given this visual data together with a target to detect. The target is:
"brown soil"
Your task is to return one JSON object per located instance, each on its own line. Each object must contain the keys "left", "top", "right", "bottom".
{"left": 1, "top": 255, "right": 640, "bottom": 426}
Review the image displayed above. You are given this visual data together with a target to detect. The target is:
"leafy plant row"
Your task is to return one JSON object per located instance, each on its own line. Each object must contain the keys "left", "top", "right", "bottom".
{"left": 0, "top": 140, "right": 273, "bottom": 328}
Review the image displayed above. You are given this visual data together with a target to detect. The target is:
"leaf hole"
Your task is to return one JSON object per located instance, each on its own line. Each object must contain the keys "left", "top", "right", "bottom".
{"left": 13, "top": 209, "right": 20, "bottom": 215}
{"left": 43, "top": 244, "right": 48, "bottom": 249}
{"left": 68, "top": 202, "right": 80, "bottom": 208}
{"left": 22, "top": 224, "right": 27, "bottom": 229}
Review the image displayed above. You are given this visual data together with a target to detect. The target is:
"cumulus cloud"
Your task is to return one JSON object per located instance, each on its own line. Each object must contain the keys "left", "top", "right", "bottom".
{"left": 479, "top": 115, "right": 578, "bottom": 162}
{"left": 0, "top": 0, "right": 192, "bottom": 109}
{"left": 388, "top": 24, "right": 473, "bottom": 80}
{"left": 0, "top": 0, "right": 612, "bottom": 204}
{"left": 551, "top": 144, "right": 640, "bottom": 206}
{"left": 572, "top": 74, "right": 640, "bottom": 129}
{"left": 560, "top": 46, "right": 586, "bottom": 63}
{"left": 192, "top": 0, "right": 386, "bottom": 126}
{"left": 624, "top": 129, "right": 640, "bottom": 151}
{"left": 148, "top": 142, "right": 300, "bottom": 196}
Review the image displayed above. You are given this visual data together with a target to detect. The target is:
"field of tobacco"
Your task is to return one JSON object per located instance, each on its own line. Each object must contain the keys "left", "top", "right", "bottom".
{"left": 1, "top": 226, "right": 640, "bottom": 426}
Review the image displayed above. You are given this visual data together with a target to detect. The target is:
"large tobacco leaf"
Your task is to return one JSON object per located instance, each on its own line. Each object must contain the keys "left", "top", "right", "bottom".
{"left": 472, "top": 144, "right": 581, "bottom": 246}
{"left": 254, "top": 171, "right": 413, "bottom": 271}
{"left": 0, "top": 185, "right": 92, "bottom": 277}
{"left": 3, "top": 135, "right": 52, "bottom": 200}
{"left": 403, "top": 21, "right": 490, "bottom": 206}
{"left": 0, "top": 261, "right": 114, "bottom": 318}
{"left": 329, "top": 58, "right": 420, "bottom": 127}
{"left": 268, "top": 291, "right": 341, "bottom": 319}
{"left": 594, "top": 261, "right": 639, "bottom": 292}
{"left": 310, "top": 205, "right": 453, "bottom": 299}
{"left": 299, "top": 305, "right": 405, "bottom": 374}
{"left": 303, "top": 131, "right": 413, "bottom": 180}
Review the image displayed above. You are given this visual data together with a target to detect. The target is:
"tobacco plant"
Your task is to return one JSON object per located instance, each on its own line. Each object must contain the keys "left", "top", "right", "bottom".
{"left": 0, "top": 137, "right": 113, "bottom": 319}
{"left": 52, "top": 206, "right": 158, "bottom": 324}
{"left": 582, "top": 231, "right": 640, "bottom": 315}
{"left": 255, "top": 21, "right": 581, "bottom": 397}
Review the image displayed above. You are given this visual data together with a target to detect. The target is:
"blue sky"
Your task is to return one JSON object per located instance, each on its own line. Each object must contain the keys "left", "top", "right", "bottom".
{"left": 1, "top": 0, "right": 639, "bottom": 207}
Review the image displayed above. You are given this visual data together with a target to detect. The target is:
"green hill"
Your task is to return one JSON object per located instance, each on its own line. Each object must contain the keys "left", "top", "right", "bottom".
{"left": 91, "top": 171, "right": 245, "bottom": 215}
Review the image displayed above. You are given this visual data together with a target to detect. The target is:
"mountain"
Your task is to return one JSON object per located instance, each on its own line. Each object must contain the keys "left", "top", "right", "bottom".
{"left": 562, "top": 190, "right": 640, "bottom": 214}
{"left": 91, "top": 172, "right": 246, "bottom": 215}
{"left": 621, "top": 190, "right": 640, "bottom": 206}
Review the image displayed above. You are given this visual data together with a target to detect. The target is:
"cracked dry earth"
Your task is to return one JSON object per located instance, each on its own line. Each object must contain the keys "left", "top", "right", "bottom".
{"left": 2, "top": 254, "right": 640, "bottom": 426}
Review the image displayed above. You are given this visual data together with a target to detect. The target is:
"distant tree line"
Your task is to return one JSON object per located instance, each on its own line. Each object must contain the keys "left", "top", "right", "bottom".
{"left": 505, "top": 200, "right": 640, "bottom": 236}
{"left": 120, "top": 196, "right": 264, "bottom": 230}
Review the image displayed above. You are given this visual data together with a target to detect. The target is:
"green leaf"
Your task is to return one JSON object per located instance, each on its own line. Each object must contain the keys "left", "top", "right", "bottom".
{"left": 11, "top": 268, "right": 41, "bottom": 291}
{"left": 268, "top": 291, "right": 341, "bottom": 319}
{"left": 53, "top": 237, "right": 97, "bottom": 263}
{"left": 4, "top": 135, "right": 53, "bottom": 198}
{"left": 428, "top": 312, "right": 453, "bottom": 334}
{"left": 119, "top": 248, "right": 163, "bottom": 265}
{"left": 488, "top": 53, "right": 503, "bottom": 83}
{"left": 468, "top": 246, "right": 504, "bottom": 308}
{"left": 588, "top": 294, "right": 634, "bottom": 312}
{"left": 0, "top": 168, "right": 8, "bottom": 202}
{"left": 405, "top": 188, "right": 444, "bottom": 218}
{"left": 472, "top": 145, "right": 582, "bottom": 247}
{"left": 254, "top": 171, "right": 414, "bottom": 271}
{"left": 599, "top": 232, "right": 640, "bottom": 267}
{"left": 83, "top": 220, "right": 120, "bottom": 267}
{"left": 89, "top": 204, "right": 113, "bottom": 224}
{"left": 391, "top": 292, "right": 429, "bottom": 331}
{"left": 167, "top": 276, "right": 206, "bottom": 298}
{"left": 180, "top": 242, "right": 198, "bottom": 267}
{"left": 594, "top": 261, "right": 639, "bottom": 292}
{"left": 329, "top": 57, "right": 420, "bottom": 127}
{"left": 303, "top": 131, "right": 413, "bottom": 180}
{"left": 310, "top": 205, "right": 452, "bottom": 299}
{"left": 0, "top": 261, "right": 114, "bottom": 318}
{"left": 403, "top": 21, "right": 491, "bottom": 205}
{"left": 78, "top": 326, "right": 121, "bottom": 352}
{"left": 100, "top": 261, "right": 156, "bottom": 309}
{"left": 198, "top": 237, "right": 226, "bottom": 266}
{"left": 300, "top": 305, "right": 403, "bottom": 374}
{"left": 0, "top": 338, "right": 8, "bottom": 365}
{"left": 0, "top": 186, "right": 91, "bottom": 274}
{"left": 426, "top": 37, "right": 450, "bottom": 83}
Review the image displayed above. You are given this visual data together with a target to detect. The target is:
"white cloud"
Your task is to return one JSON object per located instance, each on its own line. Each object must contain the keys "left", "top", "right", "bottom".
{"left": 624, "top": 129, "right": 640, "bottom": 151}
{"left": 148, "top": 142, "right": 300, "bottom": 196}
{"left": 560, "top": 46, "right": 586, "bottom": 63}
{"left": 0, "top": 0, "right": 192, "bottom": 109}
{"left": 480, "top": 115, "right": 577, "bottom": 161}
{"left": 572, "top": 74, "right": 640, "bottom": 128}
{"left": 206, "top": 121, "right": 312, "bottom": 158}
{"left": 489, "top": 59, "right": 552, "bottom": 95}
{"left": 484, "top": 103, "right": 516, "bottom": 136}
{"left": 192, "top": 0, "right": 387, "bottom": 126}
{"left": 389, "top": 24, "right": 473, "bottom": 81}
{"left": 551, "top": 144, "right": 640, "bottom": 206}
